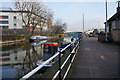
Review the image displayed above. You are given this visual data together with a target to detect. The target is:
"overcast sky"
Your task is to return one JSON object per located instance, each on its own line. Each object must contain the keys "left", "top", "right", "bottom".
{"left": 1, "top": 0, "right": 118, "bottom": 31}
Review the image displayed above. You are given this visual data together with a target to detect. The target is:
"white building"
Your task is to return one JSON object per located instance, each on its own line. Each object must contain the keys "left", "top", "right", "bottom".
{"left": 0, "top": 10, "right": 47, "bottom": 30}
{"left": 0, "top": 10, "right": 27, "bottom": 29}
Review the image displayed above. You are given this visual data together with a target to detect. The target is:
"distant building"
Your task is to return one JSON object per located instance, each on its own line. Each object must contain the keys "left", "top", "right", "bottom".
{"left": 0, "top": 10, "right": 47, "bottom": 31}
{"left": 0, "top": 10, "right": 27, "bottom": 29}
{"left": 105, "top": 1, "right": 120, "bottom": 42}
{"left": 47, "top": 18, "right": 52, "bottom": 30}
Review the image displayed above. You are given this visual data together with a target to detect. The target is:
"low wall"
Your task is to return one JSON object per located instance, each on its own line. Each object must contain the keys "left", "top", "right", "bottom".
{"left": 98, "top": 33, "right": 106, "bottom": 42}
{"left": 111, "top": 29, "right": 120, "bottom": 42}
{"left": 98, "top": 33, "right": 112, "bottom": 42}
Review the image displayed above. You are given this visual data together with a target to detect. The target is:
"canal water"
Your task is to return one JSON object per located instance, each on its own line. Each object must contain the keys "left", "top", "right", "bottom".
{"left": 0, "top": 37, "right": 70, "bottom": 79}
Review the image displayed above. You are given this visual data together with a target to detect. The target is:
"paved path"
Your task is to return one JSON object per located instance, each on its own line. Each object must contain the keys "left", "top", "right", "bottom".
{"left": 71, "top": 36, "right": 119, "bottom": 78}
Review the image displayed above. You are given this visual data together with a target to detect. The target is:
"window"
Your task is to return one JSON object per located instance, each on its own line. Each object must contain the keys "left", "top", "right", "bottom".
{"left": 14, "top": 23, "right": 16, "bottom": 27}
{"left": 3, "top": 26, "right": 8, "bottom": 29}
{"left": 0, "top": 16, "right": 8, "bottom": 19}
{"left": 2, "top": 53, "right": 10, "bottom": 56}
{"left": 119, "top": 19, "right": 120, "bottom": 29}
{"left": 2, "top": 58, "right": 10, "bottom": 61}
{"left": 0, "top": 21, "right": 9, "bottom": 24}
{"left": 22, "top": 26, "right": 26, "bottom": 29}
{"left": 112, "top": 21, "right": 116, "bottom": 29}
{"left": 14, "top": 16, "right": 16, "bottom": 19}
{"left": 0, "top": 26, "right": 9, "bottom": 29}
{"left": 3, "top": 16, "right": 8, "bottom": 19}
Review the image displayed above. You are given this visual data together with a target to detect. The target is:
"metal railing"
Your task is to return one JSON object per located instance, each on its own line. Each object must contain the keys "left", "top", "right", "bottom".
{"left": 20, "top": 37, "right": 82, "bottom": 80}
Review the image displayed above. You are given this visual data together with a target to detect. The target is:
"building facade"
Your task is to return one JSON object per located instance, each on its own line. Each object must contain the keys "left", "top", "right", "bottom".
{"left": 0, "top": 10, "right": 26, "bottom": 29}
{"left": 0, "top": 10, "right": 48, "bottom": 30}
{"left": 0, "top": 10, "right": 50, "bottom": 36}
{"left": 105, "top": 1, "right": 120, "bottom": 42}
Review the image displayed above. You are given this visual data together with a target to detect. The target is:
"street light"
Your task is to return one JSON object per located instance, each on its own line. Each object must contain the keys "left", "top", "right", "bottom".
{"left": 105, "top": 0, "right": 108, "bottom": 42}
{"left": 83, "top": 14, "right": 84, "bottom": 33}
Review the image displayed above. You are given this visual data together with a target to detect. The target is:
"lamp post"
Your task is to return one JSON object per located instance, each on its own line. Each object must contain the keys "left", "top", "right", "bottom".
{"left": 83, "top": 14, "right": 84, "bottom": 33}
{"left": 105, "top": 0, "right": 108, "bottom": 42}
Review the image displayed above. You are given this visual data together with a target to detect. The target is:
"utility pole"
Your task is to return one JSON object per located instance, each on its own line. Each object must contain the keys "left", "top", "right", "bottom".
{"left": 83, "top": 14, "right": 84, "bottom": 33}
{"left": 105, "top": 0, "right": 108, "bottom": 42}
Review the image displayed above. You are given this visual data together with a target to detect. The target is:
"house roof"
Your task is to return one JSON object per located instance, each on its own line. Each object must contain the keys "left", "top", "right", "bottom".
{"left": 106, "top": 11, "right": 120, "bottom": 23}
{"left": 108, "top": 11, "right": 120, "bottom": 22}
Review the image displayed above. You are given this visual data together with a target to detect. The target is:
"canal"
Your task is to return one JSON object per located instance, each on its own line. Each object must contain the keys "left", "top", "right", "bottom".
{"left": 1, "top": 37, "right": 68, "bottom": 79}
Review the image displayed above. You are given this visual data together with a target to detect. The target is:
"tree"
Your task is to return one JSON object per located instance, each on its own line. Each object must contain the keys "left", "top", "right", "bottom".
{"left": 41, "top": 9, "right": 54, "bottom": 34}
{"left": 14, "top": 0, "right": 48, "bottom": 34}
{"left": 52, "top": 19, "right": 67, "bottom": 34}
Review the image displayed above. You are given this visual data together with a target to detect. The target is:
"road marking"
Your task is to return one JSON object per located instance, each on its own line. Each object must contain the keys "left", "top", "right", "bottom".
{"left": 85, "top": 48, "right": 91, "bottom": 51}
{"left": 100, "top": 56, "right": 104, "bottom": 59}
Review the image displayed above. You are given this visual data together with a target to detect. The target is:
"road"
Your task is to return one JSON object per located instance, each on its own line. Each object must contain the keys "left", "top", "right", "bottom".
{"left": 71, "top": 36, "right": 119, "bottom": 78}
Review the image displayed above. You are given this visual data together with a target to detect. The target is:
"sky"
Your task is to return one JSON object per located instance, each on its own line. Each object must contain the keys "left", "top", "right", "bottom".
{"left": 0, "top": 0, "right": 118, "bottom": 31}
{"left": 46, "top": 2, "right": 117, "bottom": 31}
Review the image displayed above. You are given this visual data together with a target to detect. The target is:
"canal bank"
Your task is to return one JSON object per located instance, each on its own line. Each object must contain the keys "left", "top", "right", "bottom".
{"left": 0, "top": 34, "right": 64, "bottom": 46}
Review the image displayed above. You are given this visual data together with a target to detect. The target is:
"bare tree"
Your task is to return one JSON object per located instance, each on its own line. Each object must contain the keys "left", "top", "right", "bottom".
{"left": 52, "top": 19, "right": 67, "bottom": 34}
{"left": 45, "top": 9, "right": 54, "bottom": 20}
{"left": 14, "top": 0, "right": 48, "bottom": 35}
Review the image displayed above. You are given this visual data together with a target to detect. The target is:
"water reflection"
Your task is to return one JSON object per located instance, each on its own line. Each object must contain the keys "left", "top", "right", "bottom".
{"left": 1, "top": 40, "right": 47, "bottom": 78}
{"left": 1, "top": 38, "right": 65, "bottom": 79}
{"left": 18, "top": 45, "right": 43, "bottom": 77}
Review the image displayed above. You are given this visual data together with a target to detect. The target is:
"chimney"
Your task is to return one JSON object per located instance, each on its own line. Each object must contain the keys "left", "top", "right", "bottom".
{"left": 117, "top": 1, "right": 120, "bottom": 12}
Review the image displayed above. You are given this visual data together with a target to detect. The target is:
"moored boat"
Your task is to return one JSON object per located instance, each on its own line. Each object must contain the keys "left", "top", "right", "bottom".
{"left": 29, "top": 36, "right": 47, "bottom": 42}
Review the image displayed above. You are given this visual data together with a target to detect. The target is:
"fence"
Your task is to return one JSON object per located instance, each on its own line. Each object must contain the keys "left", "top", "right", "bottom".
{"left": 20, "top": 37, "right": 82, "bottom": 80}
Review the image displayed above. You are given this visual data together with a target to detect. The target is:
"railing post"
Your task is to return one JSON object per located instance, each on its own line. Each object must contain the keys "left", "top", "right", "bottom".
{"left": 70, "top": 44, "right": 73, "bottom": 63}
{"left": 59, "top": 51, "right": 61, "bottom": 80}
{"left": 79, "top": 37, "right": 80, "bottom": 43}
{"left": 70, "top": 44, "right": 72, "bottom": 53}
